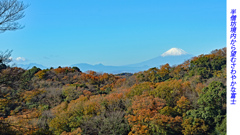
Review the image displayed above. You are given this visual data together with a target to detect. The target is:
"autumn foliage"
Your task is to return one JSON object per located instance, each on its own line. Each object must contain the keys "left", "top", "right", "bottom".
{"left": 0, "top": 47, "right": 226, "bottom": 134}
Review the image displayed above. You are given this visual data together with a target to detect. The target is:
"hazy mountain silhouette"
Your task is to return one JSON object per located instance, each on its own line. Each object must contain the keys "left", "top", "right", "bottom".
{"left": 70, "top": 63, "right": 148, "bottom": 74}
{"left": 71, "top": 48, "right": 194, "bottom": 73}
{"left": 17, "top": 48, "right": 194, "bottom": 74}
{"left": 126, "top": 54, "right": 193, "bottom": 68}
{"left": 17, "top": 63, "right": 47, "bottom": 69}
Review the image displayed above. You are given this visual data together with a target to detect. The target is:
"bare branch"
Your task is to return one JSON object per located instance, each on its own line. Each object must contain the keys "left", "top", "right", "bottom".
{"left": 0, "top": 49, "right": 12, "bottom": 64}
{"left": 0, "top": 0, "right": 27, "bottom": 33}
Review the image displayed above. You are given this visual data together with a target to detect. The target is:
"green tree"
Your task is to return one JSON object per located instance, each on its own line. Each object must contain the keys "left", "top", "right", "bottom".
{"left": 182, "top": 81, "right": 226, "bottom": 134}
{"left": 197, "top": 81, "right": 226, "bottom": 131}
{"left": 20, "top": 66, "right": 41, "bottom": 89}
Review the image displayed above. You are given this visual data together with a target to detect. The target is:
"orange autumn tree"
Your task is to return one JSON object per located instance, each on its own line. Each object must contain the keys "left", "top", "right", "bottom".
{"left": 158, "top": 63, "right": 171, "bottom": 81}
{"left": 126, "top": 94, "right": 183, "bottom": 134}
{"left": 6, "top": 108, "right": 41, "bottom": 134}
{"left": 126, "top": 95, "right": 163, "bottom": 134}
{"left": 126, "top": 94, "right": 165, "bottom": 134}
{"left": 174, "top": 96, "right": 191, "bottom": 116}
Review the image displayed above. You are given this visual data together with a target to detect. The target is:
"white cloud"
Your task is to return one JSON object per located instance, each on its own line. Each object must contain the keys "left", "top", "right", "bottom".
{"left": 16, "top": 57, "right": 26, "bottom": 62}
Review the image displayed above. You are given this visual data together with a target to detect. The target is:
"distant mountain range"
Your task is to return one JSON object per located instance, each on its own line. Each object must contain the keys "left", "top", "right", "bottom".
{"left": 17, "top": 63, "right": 47, "bottom": 70}
{"left": 125, "top": 54, "right": 193, "bottom": 68}
{"left": 17, "top": 48, "right": 194, "bottom": 74}
{"left": 70, "top": 63, "right": 148, "bottom": 74}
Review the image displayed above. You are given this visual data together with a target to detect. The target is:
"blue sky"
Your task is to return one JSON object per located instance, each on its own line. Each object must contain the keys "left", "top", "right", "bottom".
{"left": 0, "top": 0, "right": 226, "bottom": 67}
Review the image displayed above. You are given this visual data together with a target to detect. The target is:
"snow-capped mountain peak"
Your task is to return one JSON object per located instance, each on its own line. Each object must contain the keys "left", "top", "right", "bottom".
{"left": 161, "top": 48, "right": 188, "bottom": 57}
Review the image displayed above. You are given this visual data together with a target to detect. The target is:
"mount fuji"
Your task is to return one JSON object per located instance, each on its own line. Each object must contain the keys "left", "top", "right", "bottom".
{"left": 126, "top": 48, "right": 193, "bottom": 68}
{"left": 71, "top": 48, "right": 194, "bottom": 73}
{"left": 161, "top": 48, "right": 188, "bottom": 57}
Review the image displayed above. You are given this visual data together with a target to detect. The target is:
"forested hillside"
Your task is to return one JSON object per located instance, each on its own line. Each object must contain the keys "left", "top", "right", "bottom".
{"left": 0, "top": 48, "right": 226, "bottom": 135}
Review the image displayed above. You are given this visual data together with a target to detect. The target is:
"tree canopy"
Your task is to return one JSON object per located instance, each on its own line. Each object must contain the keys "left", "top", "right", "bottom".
{"left": 0, "top": 47, "right": 226, "bottom": 134}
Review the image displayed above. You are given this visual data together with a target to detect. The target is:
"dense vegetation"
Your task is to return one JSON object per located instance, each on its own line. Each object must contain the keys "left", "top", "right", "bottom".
{"left": 0, "top": 48, "right": 226, "bottom": 135}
